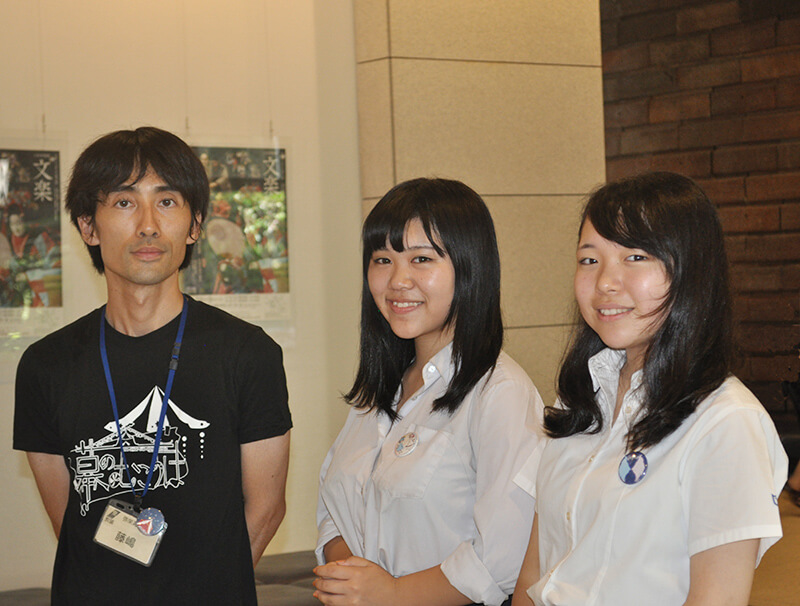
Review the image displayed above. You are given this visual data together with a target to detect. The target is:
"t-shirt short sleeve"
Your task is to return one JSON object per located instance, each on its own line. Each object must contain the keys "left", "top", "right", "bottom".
{"left": 233, "top": 327, "right": 291, "bottom": 444}
{"left": 14, "top": 340, "right": 62, "bottom": 454}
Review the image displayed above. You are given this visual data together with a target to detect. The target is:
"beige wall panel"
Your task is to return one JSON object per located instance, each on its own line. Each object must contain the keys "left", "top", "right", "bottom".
{"left": 389, "top": 0, "right": 601, "bottom": 66}
{"left": 357, "top": 60, "right": 396, "bottom": 198}
{"left": 315, "top": 1, "right": 366, "bottom": 448}
{"left": 39, "top": 1, "right": 187, "bottom": 133}
{"left": 487, "top": 195, "right": 584, "bottom": 328}
{"left": 505, "top": 324, "right": 573, "bottom": 408}
{"left": 362, "top": 196, "right": 381, "bottom": 218}
{"left": 354, "top": 0, "right": 390, "bottom": 62}
{"left": 0, "top": 3, "right": 41, "bottom": 130}
{"left": 391, "top": 60, "right": 606, "bottom": 194}
{"left": 183, "top": 1, "right": 271, "bottom": 137}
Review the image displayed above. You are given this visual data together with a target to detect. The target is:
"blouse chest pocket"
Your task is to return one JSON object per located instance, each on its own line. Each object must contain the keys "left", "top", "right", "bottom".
{"left": 372, "top": 425, "right": 453, "bottom": 500}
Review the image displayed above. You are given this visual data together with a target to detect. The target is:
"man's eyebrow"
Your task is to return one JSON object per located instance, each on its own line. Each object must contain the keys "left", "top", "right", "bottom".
{"left": 109, "top": 183, "right": 135, "bottom": 193}
{"left": 109, "top": 183, "right": 178, "bottom": 193}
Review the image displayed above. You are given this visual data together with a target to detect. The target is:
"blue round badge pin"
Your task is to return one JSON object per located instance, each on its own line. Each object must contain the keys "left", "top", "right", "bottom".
{"left": 618, "top": 451, "right": 648, "bottom": 485}
{"left": 136, "top": 507, "right": 167, "bottom": 536}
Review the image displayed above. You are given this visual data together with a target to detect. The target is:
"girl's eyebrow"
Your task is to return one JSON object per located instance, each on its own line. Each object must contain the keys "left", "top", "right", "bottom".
{"left": 403, "top": 244, "right": 436, "bottom": 251}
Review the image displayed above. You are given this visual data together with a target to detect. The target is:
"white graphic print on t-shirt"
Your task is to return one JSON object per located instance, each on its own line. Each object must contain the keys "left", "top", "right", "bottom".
{"left": 70, "top": 385, "right": 210, "bottom": 515}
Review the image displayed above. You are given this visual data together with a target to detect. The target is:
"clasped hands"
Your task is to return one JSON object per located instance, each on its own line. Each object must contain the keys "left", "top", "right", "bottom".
{"left": 313, "top": 556, "right": 398, "bottom": 606}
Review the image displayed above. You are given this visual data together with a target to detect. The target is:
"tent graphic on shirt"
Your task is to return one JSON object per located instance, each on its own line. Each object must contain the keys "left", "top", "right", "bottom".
{"left": 70, "top": 386, "right": 211, "bottom": 516}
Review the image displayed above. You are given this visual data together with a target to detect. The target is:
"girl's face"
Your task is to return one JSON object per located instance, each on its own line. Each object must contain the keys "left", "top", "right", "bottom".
{"left": 368, "top": 218, "right": 456, "bottom": 358}
{"left": 574, "top": 219, "right": 670, "bottom": 372}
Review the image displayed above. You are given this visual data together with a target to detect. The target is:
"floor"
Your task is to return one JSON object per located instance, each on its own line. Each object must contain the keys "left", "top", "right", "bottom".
{"left": 750, "top": 490, "right": 800, "bottom": 606}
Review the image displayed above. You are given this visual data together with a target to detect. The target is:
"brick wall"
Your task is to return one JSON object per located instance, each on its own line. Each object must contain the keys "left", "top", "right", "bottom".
{"left": 601, "top": 0, "right": 800, "bottom": 420}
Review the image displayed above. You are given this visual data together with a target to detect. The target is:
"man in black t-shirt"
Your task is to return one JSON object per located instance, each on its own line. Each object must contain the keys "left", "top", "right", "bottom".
{"left": 13, "top": 127, "right": 292, "bottom": 605}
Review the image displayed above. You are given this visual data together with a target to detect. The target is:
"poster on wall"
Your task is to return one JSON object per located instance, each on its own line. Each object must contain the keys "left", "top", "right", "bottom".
{"left": 184, "top": 145, "right": 289, "bottom": 322}
{"left": 0, "top": 148, "right": 63, "bottom": 336}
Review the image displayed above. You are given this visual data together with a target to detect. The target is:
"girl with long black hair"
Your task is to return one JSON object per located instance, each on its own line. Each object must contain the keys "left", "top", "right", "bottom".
{"left": 314, "top": 178, "right": 543, "bottom": 606}
{"left": 512, "top": 172, "right": 787, "bottom": 606}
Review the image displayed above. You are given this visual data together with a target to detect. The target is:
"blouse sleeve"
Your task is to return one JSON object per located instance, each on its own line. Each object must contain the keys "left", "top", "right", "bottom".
{"left": 682, "top": 404, "right": 787, "bottom": 564}
{"left": 315, "top": 406, "right": 362, "bottom": 565}
{"left": 440, "top": 373, "right": 543, "bottom": 605}
{"left": 315, "top": 443, "right": 342, "bottom": 564}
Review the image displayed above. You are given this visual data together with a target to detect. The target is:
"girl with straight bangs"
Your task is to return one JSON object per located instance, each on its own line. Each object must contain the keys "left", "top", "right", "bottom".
{"left": 314, "top": 178, "right": 544, "bottom": 606}
{"left": 512, "top": 172, "right": 788, "bottom": 606}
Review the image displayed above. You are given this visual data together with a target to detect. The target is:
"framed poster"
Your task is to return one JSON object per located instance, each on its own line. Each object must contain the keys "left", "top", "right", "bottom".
{"left": 184, "top": 145, "right": 289, "bottom": 322}
{"left": 0, "top": 147, "right": 63, "bottom": 335}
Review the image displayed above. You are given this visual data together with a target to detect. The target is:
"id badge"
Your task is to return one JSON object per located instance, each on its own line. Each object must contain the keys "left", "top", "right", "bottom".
{"left": 93, "top": 499, "right": 166, "bottom": 566}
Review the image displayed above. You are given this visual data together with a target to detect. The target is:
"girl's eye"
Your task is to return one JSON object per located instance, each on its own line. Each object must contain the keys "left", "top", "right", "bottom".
{"left": 626, "top": 254, "right": 647, "bottom": 262}
{"left": 371, "top": 256, "right": 390, "bottom": 265}
{"left": 413, "top": 256, "right": 432, "bottom": 263}
{"left": 577, "top": 257, "right": 596, "bottom": 265}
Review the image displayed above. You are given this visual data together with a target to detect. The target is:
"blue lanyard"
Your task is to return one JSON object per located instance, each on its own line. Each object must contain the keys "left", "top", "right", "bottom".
{"left": 99, "top": 296, "right": 189, "bottom": 507}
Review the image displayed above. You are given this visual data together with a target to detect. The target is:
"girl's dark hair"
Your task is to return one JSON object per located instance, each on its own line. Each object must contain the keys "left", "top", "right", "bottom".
{"left": 546, "top": 171, "right": 734, "bottom": 451}
{"left": 345, "top": 177, "right": 503, "bottom": 419}
{"left": 65, "top": 126, "right": 209, "bottom": 273}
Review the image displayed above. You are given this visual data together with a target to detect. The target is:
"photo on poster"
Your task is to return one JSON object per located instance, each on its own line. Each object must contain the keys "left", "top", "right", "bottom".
{"left": 0, "top": 149, "right": 61, "bottom": 309}
{"left": 184, "top": 147, "right": 288, "bottom": 314}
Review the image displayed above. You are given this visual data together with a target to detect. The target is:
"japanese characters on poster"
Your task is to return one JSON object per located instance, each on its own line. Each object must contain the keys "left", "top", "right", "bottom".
{"left": 0, "top": 148, "right": 63, "bottom": 335}
{"left": 184, "top": 146, "right": 289, "bottom": 321}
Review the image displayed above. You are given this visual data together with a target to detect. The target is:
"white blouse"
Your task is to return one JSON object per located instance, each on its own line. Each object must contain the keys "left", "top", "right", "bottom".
{"left": 317, "top": 344, "right": 544, "bottom": 606}
{"left": 515, "top": 348, "right": 787, "bottom": 606}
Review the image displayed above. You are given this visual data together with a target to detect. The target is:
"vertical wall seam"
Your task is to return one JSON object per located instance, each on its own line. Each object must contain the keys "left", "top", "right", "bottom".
{"left": 387, "top": 0, "right": 397, "bottom": 185}
{"left": 36, "top": 0, "right": 46, "bottom": 135}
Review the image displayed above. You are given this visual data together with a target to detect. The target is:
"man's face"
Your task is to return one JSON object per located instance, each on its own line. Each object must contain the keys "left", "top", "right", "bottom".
{"left": 78, "top": 169, "right": 200, "bottom": 289}
{"left": 9, "top": 213, "right": 26, "bottom": 237}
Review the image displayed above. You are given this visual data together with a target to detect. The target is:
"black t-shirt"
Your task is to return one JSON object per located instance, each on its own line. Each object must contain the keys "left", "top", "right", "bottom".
{"left": 14, "top": 297, "right": 292, "bottom": 605}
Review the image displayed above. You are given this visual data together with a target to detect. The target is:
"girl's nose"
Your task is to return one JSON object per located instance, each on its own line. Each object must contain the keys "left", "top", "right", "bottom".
{"left": 596, "top": 263, "right": 621, "bottom": 294}
{"left": 389, "top": 263, "right": 413, "bottom": 290}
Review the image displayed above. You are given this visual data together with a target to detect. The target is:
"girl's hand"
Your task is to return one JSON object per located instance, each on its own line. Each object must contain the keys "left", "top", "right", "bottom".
{"left": 313, "top": 556, "right": 398, "bottom": 606}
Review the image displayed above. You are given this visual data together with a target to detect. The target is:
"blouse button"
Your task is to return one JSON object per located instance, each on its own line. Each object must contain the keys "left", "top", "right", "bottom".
{"left": 427, "top": 364, "right": 435, "bottom": 374}
{"left": 566, "top": 510, "right": 571, "bottom": 522}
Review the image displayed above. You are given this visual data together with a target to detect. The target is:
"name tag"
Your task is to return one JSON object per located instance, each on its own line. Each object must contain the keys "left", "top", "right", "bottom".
{"left": 93, "top": 499, "right": 166, "bottom": 566}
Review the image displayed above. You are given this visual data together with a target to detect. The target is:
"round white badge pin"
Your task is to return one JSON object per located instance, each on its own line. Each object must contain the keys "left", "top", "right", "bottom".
{"left": 395, "top": 432, "right": 419, "bottom": 457}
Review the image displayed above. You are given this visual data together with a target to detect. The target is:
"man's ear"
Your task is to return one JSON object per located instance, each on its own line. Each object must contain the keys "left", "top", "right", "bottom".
{"left": 187, "top": 213, "right": 202, "bottom": 244}
{"left": 77, "top": 215, "right": 99, "bottom": 246}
